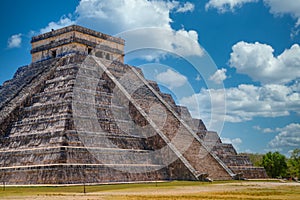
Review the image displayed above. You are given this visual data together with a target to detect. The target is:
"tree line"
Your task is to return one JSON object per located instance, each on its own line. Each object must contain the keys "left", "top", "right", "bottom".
{"left": 240, "top": 148, "right": 300, "bottom": 179}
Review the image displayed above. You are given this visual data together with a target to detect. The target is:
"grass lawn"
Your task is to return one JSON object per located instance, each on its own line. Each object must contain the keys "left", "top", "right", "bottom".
{"left": 0, "top": 180, "right": 299, "bottom": 200}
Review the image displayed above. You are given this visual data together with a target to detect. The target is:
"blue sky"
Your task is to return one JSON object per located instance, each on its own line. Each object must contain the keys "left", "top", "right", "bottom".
{"left": 0, "top": 0, "right": 299, "bottom": 156}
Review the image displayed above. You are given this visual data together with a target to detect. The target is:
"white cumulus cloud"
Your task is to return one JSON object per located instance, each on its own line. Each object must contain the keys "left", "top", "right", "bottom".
{"left": 176, "top": 2, "right": 195, "bottom": 13}
{"left": 180, "top": 82, "right": 300, "bottom": 123}
{"left": 38, "top": 0, "right": 202, "bottom": 60}
{"left": 262, "top": 128, "right": 274, "bottom": 133}
{"left": 156, "top": 69, "right": 188, "bottom": 89}
{"left": 205, "top": 0, "right": 300, "bottom": 37}
{"left": 209, "top": 68, "right": 227, "bottom": 84}
{"left": 229, "top": 41, "right": 300, "bottom": 84}
{"left": 7, "top": 34, "right": 22, "bottom": 48}
{"left": 40, "top": 16, "right": 75, "bottom": 33}
{"left": 268, "top": 123, "right": 300, "bottom": 149}
{"left": 76, "top": 0, "right": 202, "bottom": 59}
{"left": 205, "top": 0, "right": 258, "bottom": 12}
{"left": 75, "top": 0, "right": 174, "bottom": 32}
{"left": 264, "top": 0, "right": 300, "bottom": 38}
{"left": 206, "top": 0, "right": 300, "bottom": 26}
{"left": 264, "top": 0, "right": 300, "bottom": 27}
{"left": 119, "top": 27, "right": 203, "bottom": 61}
{"left": 253, "top": 126, "right": 275, "bottom": 133}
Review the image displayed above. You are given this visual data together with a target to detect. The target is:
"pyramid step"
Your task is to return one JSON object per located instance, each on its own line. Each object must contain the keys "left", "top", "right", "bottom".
{"left": 0, "top": 131, "right": 67, "bottom": 148}
{"left": 0, "top": 163, "right": 166, "bottom": 170}
{"left": 23, "top": 101, "right": 71, "bottom": 116}
{"left": 4, "top": 129, "right": 152, "bottom": 150}
{"left": 45, "top": 74, "right": 76, "bottom": 85}
{"left": 55, "top": 63, "right": 80, "bottom": 71}
{"left": 212, "top": 143, "right": 237, "bottom": 156}
{"left": 68, "top": 147, "right": 162, "bottom": 165}
{"left": 0, "top": 163, "right": 170, "bottom": 184}
{"left": 33, "top": 88, "right": 73, "bottom": 99}
{"left": 11, "top": 113, "right": 72, "bottom": 127}
{"left": 229, "top": 166, "right": 267, "bottom": 179}
{"left": 52, "top": 64, "right": 79, "bottom": 77}
{"left": 31, "top": 88, "right": 73, "bottom": 104}
{"left": 43, "top": 80, "right": 75, "bottom": 92}
{"left": 74, "top": 131, "right": 153, "bottom": 150}
{"left": 219, "top": 155, "right": 253, "bottom": 167}
{"left": 0, "top": 146, "right": 162, "bottom": 167}
{"left": 9, "top": 114, "right": 70, "bottom": 136}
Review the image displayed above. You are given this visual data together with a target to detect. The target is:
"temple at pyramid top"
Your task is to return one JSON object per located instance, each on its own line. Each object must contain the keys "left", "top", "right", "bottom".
{"left": 30, "top": 25, "right": 125, "bottom": 63}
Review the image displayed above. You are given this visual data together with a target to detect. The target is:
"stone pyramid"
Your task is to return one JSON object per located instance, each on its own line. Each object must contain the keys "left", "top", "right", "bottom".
{"left": 0, "top": 25, "right": 266, "bottom": 184}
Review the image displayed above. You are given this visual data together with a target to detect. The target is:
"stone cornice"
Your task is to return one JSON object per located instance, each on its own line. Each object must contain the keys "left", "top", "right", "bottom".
{"left": 31, "top": 25, "right": 125, "bottom": 45}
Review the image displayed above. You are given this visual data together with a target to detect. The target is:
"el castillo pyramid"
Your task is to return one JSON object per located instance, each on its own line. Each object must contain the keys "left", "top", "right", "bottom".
{"left": 0, "top": 25, "right": 267, "bottom": 184}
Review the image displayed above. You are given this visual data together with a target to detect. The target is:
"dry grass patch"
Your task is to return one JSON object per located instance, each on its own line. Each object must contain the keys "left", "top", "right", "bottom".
{"left": 0, "top": 180, "right": 299, "bottom": 200}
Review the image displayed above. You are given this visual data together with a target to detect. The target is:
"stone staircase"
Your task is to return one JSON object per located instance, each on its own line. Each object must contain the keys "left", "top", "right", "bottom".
{"left": 91, "top": 56, "right": 234, "bottom": 180}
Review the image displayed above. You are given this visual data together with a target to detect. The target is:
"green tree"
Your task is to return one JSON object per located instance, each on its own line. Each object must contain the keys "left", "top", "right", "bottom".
{"left": 262, "top": 152, "right": 287, "bottom": 178}
{"left": 239, "top": 153, "right": 264, "bottom": 167}
{"left": 287, "top": 149, "right": 300, "bottom": 178}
